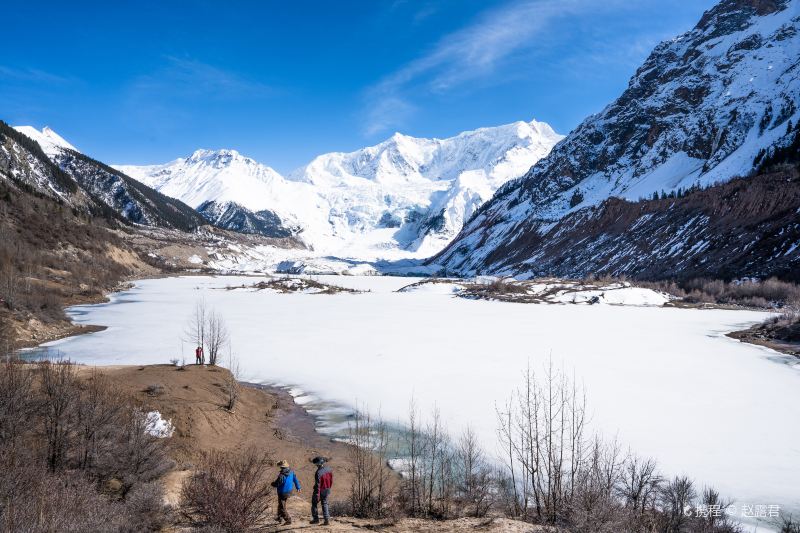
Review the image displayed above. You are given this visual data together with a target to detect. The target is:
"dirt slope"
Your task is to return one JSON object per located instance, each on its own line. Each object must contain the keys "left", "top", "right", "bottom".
{"left": 88, "top": 365, "right": 540, "bottom": 532}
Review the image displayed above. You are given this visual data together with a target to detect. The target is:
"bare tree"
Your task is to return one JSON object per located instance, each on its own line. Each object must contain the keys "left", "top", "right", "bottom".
{"left": 697, "top": 486, "right": 737, "bottom": 532}
{"left": 403, "top": 397, "right": 425, "bottom": 516}
{"left": 456, "top": 426, "right": 492, "bottom": 517}
{"left": 0, "top": 361, "right": 35, "bottom": 445}
{"left": 497, "top": 359, "right": 588, "bottom": 524}
{"left": 618, "top": 453, "right": 661, "bottom": 515}
{"left": 75, "top": 369, "right": 124, "bottom": 471}
{"left": 185, "top": 300, "right": 208, "bottom": 361}
{"left": 0, "top": 314, "right": 13, "bottom": 363}
{"left": 0, "top": 265, "right": 18, "bottom": 310}
{"left": 424, "top": 405, "right": 443, "bottom": 515}
{"left": 660, "top": 475, "right": 696, "bottom": 532}
{"left": 347, "top": 406, "right": 392, "bottom": 518}
{"left": 40, "top": 361, "right": 79, "bottom": 471}
{"left": 569, "top": 436, "right": 624, "bottom": 532}
{"left": 206, "top": 309, "right": 229, "bottom": 366}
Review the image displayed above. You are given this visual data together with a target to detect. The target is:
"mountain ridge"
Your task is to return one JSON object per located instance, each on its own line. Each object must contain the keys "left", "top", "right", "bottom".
{"left": 433, "top": 0, "right": 800, "bottom": 277}
{"left": 114, "top": 119, "right": 563, "bottom": 259}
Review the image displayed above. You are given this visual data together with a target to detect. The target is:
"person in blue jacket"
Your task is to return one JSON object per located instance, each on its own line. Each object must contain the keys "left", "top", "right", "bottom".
{"left": 271, "top": 460, "right": 301, "bottom": 524}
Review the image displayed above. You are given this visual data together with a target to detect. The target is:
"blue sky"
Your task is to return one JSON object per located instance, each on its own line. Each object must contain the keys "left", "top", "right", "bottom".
{"left": 2, "top": 0, "right": 715, "bottom": 173}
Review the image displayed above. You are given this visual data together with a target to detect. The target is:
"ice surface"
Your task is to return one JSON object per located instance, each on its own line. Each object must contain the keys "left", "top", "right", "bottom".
{"left": 40, "top": 276, "right": 799, "bottom": 517}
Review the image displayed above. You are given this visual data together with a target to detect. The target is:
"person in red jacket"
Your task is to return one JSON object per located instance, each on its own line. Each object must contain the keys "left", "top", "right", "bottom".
{"left": 195, "top": 345, "right": 203, "bottom": 365}
{"left": 310, "top": 456, "right": 333, "bottom": 525}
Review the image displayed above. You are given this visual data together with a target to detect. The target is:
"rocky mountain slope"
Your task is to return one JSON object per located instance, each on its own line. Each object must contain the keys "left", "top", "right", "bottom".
{"left": 11, "top": 125, "right": 205, "bottom": 230}
{"left": 117, "top": 119, "right": 563, "bottom": 259}
{"left": 1, "top": 121, "right": 304, "bottom": 346}
{"left": 0, "top": 120, "right": 158, "bottom": 347}
{"left": 434, "top": 0, "right": 800, "bottom": 278}
{"left": 453, "top": 163, "right": 800, "bottom": 281}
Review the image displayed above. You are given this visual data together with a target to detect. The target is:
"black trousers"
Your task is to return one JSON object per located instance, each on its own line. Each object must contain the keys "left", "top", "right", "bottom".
{"left": 311, "top": 488, "right": 330, "bottom": 520}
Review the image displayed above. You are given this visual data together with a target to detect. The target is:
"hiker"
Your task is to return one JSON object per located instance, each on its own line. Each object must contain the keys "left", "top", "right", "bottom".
{"left": 195, "top": 345, "right": 203, "bottom": 365}
{"left": 271, "top": 460, "right": 301, "bottom": 525}
{"left": 310, "top": 456, "right": 333, "bottom": 525}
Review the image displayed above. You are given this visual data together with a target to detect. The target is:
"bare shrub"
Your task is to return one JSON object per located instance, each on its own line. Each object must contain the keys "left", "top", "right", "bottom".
{"left": 400, "top": 397, "right": 425, "bottom": 516}
{"left": 642, "top": 277, "right": 800, "bottom": 309}
{"left": 455, "top": 426, "right": 493, "bottom": 517}
{"left": 224, "top": 351, "right": 240, "bottom": 411}
{"left": 778, "top": 514, "right": 800, "bottom": 533}
{"left": 696, "top": 486, "right": 738, "bottom": 533}
{"left": 0, "top": 314, "right": 13, "bottom": 361}
{"left": 40, "top": 360, "right": 80, "bottom": 471}
{"left": 144, "top": 383, "right": 165, "bottom": 397}
{"left": 617, "top": 454, "right": 661, "bottom": 517}
{"left": 76, "top": 369, "right": 125, "bottom": 472}
{"left": 110, "top": 407, "right": 175, "bottom": 489}
{"left": 347, "top": 406, "right": 393, "bottom": 518}
{"left": 567, "top": 437, "right": 625, "bottom": 532}
{"left": 497, "top": 360, "right": 588, "bottom": 524}
{"left": 0, "top": 453, "right": 127, "bottom": 533}
{"left": 182, "top": 448, "right": 273, "bottom": 532}
{"left": 0, "top": 361, "right": 35, "bottom": 445}
{"left": 422, "top": 405, "right": 455, "bottom": 518}
{"left": 659, "top": 476, "right": 696, "bottom": 532}
{"left": 120, "top": 481, "right": 169, "bottom": 532}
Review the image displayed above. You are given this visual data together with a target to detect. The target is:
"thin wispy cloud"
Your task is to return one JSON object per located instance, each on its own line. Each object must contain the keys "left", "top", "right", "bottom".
{"left": 0, "top": 65, "right": 74, "bottom": 84}
{"left": 363, "top": 0, "right": 587, "bottom": 136}
{"left": 363, "top": 96, "right": 417, "bottom": 137}
{"left": 362, "top": 0, "right": 658, "bottom": 137}
{"left": 129, "top": 56, "right": 274, "bottom": 101}
{"left": 123, "top": 57, "right": 275, "bottom": 135}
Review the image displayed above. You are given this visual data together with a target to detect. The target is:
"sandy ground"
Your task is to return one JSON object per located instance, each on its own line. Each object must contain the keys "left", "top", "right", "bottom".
{"left": 84, "top": 364, "right": 540, "bottom": 532}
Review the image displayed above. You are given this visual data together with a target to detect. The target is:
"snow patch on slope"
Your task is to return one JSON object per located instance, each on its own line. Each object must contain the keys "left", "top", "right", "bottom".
{"left": 13, "top": 126, "right": 78, "bottom": 157}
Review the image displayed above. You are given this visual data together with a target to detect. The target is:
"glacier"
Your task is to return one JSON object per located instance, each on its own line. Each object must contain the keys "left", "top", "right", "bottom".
{"left": 115, "top": 119, "right": 563, "bottom": 261}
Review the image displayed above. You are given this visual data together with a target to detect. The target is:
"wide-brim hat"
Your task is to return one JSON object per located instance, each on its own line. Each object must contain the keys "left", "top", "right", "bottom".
{"left": 277, "top": 460, "right": 289, "bottom": 468}
{"left": 311, "top": 456, "right": 327, "bottom": 465}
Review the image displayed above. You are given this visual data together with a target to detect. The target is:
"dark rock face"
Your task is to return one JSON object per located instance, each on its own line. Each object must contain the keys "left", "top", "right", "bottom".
{"left": 196, "top": 200, "right": 294, "bottom": 238}
{"left": 55, "top": 151, "right": 205, "bottom": 231}
{"left": 434, "top": 0, "right": 800, "bottom": 278}
{"left": 0, "top": 121, "right": 204, "bottom": 231}
{"left": 465, "top": 169, "right": 800, "bottom": 281}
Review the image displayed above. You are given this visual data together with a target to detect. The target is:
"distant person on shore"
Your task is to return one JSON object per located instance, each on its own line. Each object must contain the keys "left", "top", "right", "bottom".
{"left": 271, "top": 460, "right": 301, "bottom": 525}
{"left": 195, "top": 345, "right": 203, "bottom": 365}
{"left": 310, "top": 456, "right": 333, "bottom": 525}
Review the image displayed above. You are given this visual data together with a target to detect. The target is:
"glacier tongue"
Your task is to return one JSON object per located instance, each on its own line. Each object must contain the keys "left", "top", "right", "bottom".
{"left": 115, "top": 119, "right": 563, "bottom": 260}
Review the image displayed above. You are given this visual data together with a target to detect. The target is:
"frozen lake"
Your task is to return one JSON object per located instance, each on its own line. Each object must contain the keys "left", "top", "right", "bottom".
{"left": 35, "top": 275, "right": 800, "bottom": 521}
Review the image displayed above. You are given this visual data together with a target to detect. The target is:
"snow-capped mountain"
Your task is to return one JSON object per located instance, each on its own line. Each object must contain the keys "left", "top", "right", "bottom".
{"left": 7, "top": 125, "right": 205, "bottom": 231}
{"left": 116, "top": 119, "right": 563, "bottom": 259}
{"left": 13, "top": 125, "right": 77, "bottom": 157}
{"left": 116, "top": 149, "right": 307, "bottom": 239}
{"left": 434, "top": 0, "right": 800, "bottom": 276}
